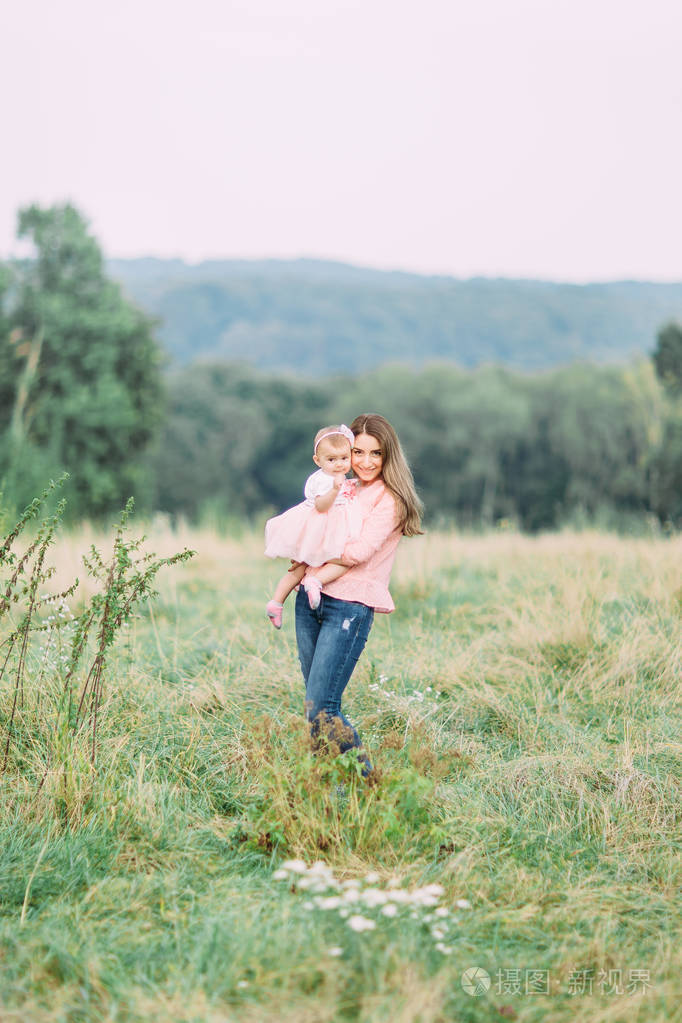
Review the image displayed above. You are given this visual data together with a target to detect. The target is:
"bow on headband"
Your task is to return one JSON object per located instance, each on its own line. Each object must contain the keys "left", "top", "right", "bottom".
{"left": 313, "top": 424, "right": 355, "bottom": 453}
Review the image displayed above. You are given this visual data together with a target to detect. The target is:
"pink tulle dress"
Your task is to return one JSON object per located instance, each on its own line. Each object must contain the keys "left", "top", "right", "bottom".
{"left": 264, "top": 470, "right": 362, "bottom": 567}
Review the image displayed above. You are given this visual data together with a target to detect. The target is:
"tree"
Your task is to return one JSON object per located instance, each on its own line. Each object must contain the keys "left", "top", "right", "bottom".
{"left": 0, "top": 265, "right": 18, "bottom": 429}
{"left": 648, "top": 408, "right": 682, "bottom": 524}
{"left": 0, "top": 204, "right": 163, "bottom": 516}
{"left": 650, "top": 322, "right": 682, "bottom": 524}
{"left": 653, "top": 321, "right": 682, "bottom": 395}
{"left": 151, "top": 362, "right": 333, "bottom": 519}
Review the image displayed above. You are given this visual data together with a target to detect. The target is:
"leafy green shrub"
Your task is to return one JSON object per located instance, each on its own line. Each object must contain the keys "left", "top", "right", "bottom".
{"left": 235, "top": 715, "right": 445, "bottom": 863}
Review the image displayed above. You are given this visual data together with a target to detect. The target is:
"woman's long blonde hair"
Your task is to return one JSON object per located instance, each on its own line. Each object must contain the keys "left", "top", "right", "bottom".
{"left": 349, "top": 414, "right": 423, "bottom": 536}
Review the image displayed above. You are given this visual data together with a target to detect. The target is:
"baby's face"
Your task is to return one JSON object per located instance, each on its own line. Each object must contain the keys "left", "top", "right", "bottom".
{"left": 313, "top": 439, "right": 351, "bottom": 477}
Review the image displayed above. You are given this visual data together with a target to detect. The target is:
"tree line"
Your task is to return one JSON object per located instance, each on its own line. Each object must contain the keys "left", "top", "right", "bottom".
{"left": 1, "top": 204, "right": 681, "bottom": 530}
{"left": 154, "top": 354, "right": 682, "bottom": 530}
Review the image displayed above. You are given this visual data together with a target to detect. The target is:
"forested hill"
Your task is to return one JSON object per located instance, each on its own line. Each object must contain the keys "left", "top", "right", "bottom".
{"left": 107, "top": 258, "right": 682, "bottom": 374}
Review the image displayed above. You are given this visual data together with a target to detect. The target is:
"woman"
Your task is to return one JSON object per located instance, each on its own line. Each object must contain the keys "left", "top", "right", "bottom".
{"left": 294, "top": 413, "right": 423, "bottom": 776}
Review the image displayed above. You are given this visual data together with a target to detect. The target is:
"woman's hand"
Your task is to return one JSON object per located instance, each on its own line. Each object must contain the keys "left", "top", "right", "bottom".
{"left": 288, "top": 560, "right": 305, "bottom": 573}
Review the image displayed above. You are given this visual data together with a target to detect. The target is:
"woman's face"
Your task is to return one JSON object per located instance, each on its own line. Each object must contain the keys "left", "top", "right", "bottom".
{"left": 352, "top": 433, "right": 383, "bottom": 484}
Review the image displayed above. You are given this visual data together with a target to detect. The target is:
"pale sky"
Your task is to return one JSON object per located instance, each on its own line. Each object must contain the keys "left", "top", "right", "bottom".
{"left": 2, "top": 0, "right": 682, "bottom": 281}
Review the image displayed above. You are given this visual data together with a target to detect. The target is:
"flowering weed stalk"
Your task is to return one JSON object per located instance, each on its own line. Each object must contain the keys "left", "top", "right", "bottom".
{"left": 0, "top": 484, "right": 194, "bottom": 814}
{"left": 69, "top": 498, "right": 194, "bottom": 763}
{"left": 0, "top": 477, "right": 74, "bottom": 772}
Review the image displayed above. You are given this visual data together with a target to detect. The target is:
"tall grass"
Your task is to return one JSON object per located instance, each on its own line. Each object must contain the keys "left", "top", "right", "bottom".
{"left": 1, "top": 521, "right": 680, "bottom": 1022}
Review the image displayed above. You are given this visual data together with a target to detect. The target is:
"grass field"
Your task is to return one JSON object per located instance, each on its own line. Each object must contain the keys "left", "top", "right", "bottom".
{"left": 1, "top": 524, "right": 681, "bottom": 1022}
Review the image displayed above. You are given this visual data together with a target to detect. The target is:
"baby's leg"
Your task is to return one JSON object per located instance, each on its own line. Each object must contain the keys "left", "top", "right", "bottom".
{"left": 312, "top": 563, "right": 349, "bottom": 586}
{"left": 267, "top": 563, "right": 306, "bottom": 628}
{"left": 273, "top": 563, "right": 306, "bottom": 604}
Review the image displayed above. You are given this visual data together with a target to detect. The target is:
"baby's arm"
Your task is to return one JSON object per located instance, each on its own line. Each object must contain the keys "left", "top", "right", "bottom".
{"left": 314, "top": 478, "right": 342, "bottom": 513}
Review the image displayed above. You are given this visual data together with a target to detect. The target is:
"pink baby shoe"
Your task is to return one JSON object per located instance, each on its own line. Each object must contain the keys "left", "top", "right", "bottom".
{"left": 304, "top": 576, "right": 322, "bottom": 610}
{"left": 266, "top": 600, "right": 283, "bottom": 629}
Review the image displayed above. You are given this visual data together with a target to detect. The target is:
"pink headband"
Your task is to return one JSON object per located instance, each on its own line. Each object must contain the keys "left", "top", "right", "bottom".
{"left": 314, "top": 424, "right": 354, "bottom": 453}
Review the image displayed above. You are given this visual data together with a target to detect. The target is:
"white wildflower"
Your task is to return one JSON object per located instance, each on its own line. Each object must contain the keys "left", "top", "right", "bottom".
{"left": 327, "top": 946, "right": 343, "bottom": 957}
{"left": 272, "top": 869, "right": 289, "bottom": 881}
{"left": 315, "top": 896, "right": 342, "bottom": 910}
{"left": 381, "top": 904, "right": 398, "bottom": 917}
{"left": 412, "top": 893, "right": 440, "bottom": 907}
{"left": 281, "top": 859, "right": 308, "bottom": 874}
{"left": 308, "top": 860, "right": 333, "bottom": 877}
{"left": 409, "top": 883, "right": 444, "bottom": 907}
{"left": 237, "top": 980, "right": 249, "bottom": 989}
{"left": 435, "top": 907, "right": 449, "bottom": 918}
{"left": 435, "top": 942, "right": 453, "bottom": 954}
{"left": 455, "top": 898, "right": 472, "bottom": 909}
{"left": 298, "top": 876, "right": 330, "bottom": 891}
{"left": 364, "top": 871, "right": 380, "bottom": 884}
{"left": 347, "top": 915, "right": 376, "bottom": 932}
{"left": 342, "top": 888, "right": 360, "bottom": 903}
{"left": 421, "top": 884, "right": 445, "bottom": 897}
{"left": 431, "top": 926, "right": 447, "bottom": 940}
{"left": 361, "top": 888, "right": 388, "bottom": 908}
{"left": 386, "top": 889, "right": 411, "bottom": 904}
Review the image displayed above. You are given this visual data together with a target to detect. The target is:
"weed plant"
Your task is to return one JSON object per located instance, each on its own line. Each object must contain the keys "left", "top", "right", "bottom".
{"left": 0, "top": 483, "right": 194, "bottom": 822}
{"left": 0, "top": 519, "right": 680, "bottom": 1022}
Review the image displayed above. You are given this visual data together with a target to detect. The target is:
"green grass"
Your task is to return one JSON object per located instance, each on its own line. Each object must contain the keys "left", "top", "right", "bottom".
{"left": 1, "top": 527, "right": 680, "bottom": 1022}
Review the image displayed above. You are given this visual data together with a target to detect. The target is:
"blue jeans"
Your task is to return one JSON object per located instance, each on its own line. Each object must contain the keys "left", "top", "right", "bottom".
{"left": 294, "top": 588, "right": 374, "bottom": 769}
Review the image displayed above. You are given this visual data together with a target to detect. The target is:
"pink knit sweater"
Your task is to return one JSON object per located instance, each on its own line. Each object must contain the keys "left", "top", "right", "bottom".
{"left": 321, "top": 479, "right": 402, "bottom": 613}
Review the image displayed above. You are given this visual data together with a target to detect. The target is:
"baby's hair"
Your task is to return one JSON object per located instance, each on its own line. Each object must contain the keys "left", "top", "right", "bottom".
{"left": 314, "top": 425, "right": 353, "bottom": 452}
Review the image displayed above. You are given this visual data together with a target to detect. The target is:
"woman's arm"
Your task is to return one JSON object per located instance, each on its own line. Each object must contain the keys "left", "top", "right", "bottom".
{"left": 339, "top": 490, "right": 399, "bottom": 567}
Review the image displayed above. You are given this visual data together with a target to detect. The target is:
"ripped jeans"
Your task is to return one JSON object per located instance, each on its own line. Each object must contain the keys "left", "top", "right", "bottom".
{"left": 294, "top": 588, "right": 374, "bottom": 763}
